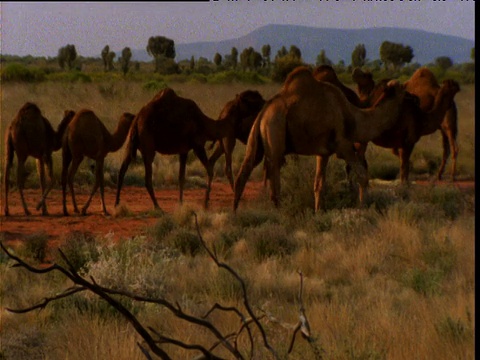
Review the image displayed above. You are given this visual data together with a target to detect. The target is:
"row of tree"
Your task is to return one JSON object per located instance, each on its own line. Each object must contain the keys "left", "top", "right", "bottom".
{"left": 56, "top": 35, "right": 474, "bottom": 81}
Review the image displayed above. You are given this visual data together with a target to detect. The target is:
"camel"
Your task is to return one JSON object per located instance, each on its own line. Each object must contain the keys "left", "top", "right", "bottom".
{"left": 61, "top": 109, "right": 135, "bottom": 216}
{"left": 233, "top": 66, "right": 407, "bottom": 212}
{"left": 3, "top": 103, "right": 75, "bottom": 216}
{"left": 367, "top": 79, "right": 460, "bottom": 183}
{"left": 207, "top": 90, "right": 266, "bottom": 189}
{"left": 114, "top": 87, "right": 233, "bottom": 211}
{"left": 353, "top": 67, "right": 460, "bottom": 181}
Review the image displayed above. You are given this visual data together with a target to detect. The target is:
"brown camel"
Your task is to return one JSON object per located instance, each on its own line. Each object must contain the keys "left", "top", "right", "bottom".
{"left": 367, "top": 79, "right": 460, "bottom": 183}
{"left": 353, "top": 67, "right": 460, "bottom": 181}
{"left": 115, "top": 87, "right": 233, "bottom": 211}
{"left": 207, "top": 90, "right": 266, "bottom": 189}
{"left": 61, "top": 109, "right": 135, "bottom": 216}
{"left": 3, "top": 103, "right": 75, "bottom": 216}
{"left": 233, "top": 66, "right": 407, "bottom": 212}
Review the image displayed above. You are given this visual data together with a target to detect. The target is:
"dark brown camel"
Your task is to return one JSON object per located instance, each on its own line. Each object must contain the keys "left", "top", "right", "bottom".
{"left": 207, "top": 90, "right": 266, "bottom": 189}
{"left": 353, "top": 67, "right": 460, "bottom": 181}
{"left": 3, "top": 103, "right": 75, "bottom": 216}
{"left": 61, "top": 109, "right": 135, "bottom": 216}
{"left": 233, "top": 66, "right": 407, "bottom": 212}
{"left": 114, "top": 88, "right": 233, "bottom": 211}
{"left": 367, "top": 79, "right": 460, "bottom": 183}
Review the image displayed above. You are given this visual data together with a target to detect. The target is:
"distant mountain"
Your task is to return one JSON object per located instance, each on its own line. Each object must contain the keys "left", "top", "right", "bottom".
{"left": 130, "top": 24, "right": 474, "bottom": 66}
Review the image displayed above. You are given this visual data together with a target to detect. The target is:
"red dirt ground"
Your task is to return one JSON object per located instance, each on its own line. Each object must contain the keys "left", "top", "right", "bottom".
{"left": 0, "top": 180, "right": 474, "bottom": 250}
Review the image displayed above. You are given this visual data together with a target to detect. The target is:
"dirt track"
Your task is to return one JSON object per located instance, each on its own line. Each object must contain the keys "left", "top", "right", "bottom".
{"left": 0, "top": 180, "right": 474, "bottom": 249}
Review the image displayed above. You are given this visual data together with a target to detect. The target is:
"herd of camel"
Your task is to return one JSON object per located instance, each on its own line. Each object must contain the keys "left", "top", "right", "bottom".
{"left": 3, "top": 65, "right": 460, "bottom": 216}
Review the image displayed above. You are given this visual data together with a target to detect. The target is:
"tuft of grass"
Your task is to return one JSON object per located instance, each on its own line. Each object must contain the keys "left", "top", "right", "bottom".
{"left": 21, "top": 232, "right": 49, "bottom": 263}
{"left": 53, "top": 231, "right": 100, "bottom": 272}
{"left": 244, "top": 223, "right": 297, "bottom": 262}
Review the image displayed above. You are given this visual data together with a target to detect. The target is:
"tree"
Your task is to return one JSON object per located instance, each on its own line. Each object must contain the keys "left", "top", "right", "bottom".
{"left": 146, "top": 36, "right": 176, "bottom": 73}
{"left": 316, "top": 49, "right": 332, "bottom": 66}
{"left": 379, "top": 41, "right": 414, "bottom": 70}
{"left": 435, "top": 56, "right": 453, "bottom": 71}
{"left": 106, "top": 51, "right": 116, "bottom": 71}
{"left": 471, "top": 47, "right": 475, "bottom": 62}
{"left": 190, "top": 56, "right": 195, "bottom": 70}
{"left": 101, "top": 45, "right": 110, "bottom": 71}
{"left": 213, "top": 52, "right": 222, "bottom": 68}
{"left": 57, "top": 44, "right": 77, "bottom": 70}
{"left": 275, "top": 46, "right": 288, "bottom": 61}
{"left": 289, "top": 45, "right": 302, "bottom": 60}
{"left": 351, "top": 44, "right": 366, "bottom": 68}
{"left": 262, "top": 44, "right": 271, "bottom": 68}
{"left": 231, "top": 47, "right": 238, "bottom": 69}
{"left": 119, "top": 47, "right": 132, "bottom": 76}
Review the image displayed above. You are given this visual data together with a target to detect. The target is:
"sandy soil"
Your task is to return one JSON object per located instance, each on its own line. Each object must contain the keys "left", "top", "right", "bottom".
{"left": 0, "top": 180, "right": 474, "bottom": 249}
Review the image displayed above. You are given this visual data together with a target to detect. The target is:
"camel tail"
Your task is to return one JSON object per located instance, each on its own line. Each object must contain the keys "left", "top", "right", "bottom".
{"left": 233, "top": 109, "right": 265, "bottom": 211}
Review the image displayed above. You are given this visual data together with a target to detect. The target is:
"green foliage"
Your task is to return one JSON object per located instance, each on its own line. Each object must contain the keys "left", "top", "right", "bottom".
{"left": 143, "top": 79, "right": 169, "bottom": 92}
{"left": 146, "top": 35, "right": 175, "bottom": 59}
{"left": 412, "top": 186, "right": 465, "bottom": 220}
{"left": 57, "top": 44, "right": 77, "bottom": 70}
{"left": 436, "top": 316, "right": 473, "bottom": 343}
{"left": 435, "top": 56, "right": 453, "bottom": 70}
{"left": 271, "top": 54, "right": 304, "bottom": 82}
{"left": 1, "top": 63, "right": 46, "bottom": 82}
{"left": 351, "top": 43, "right": 367, "bottom": 68}
{"left": 232, "top": 208, "right": 281, "bottom": 228}
{"left": 19, "top": 232, "right": 49, "bottom": 263}
{"left": 54, "top": 231, "right": 100, "bottom": 272}
{"left": 379, "top": 41, "right": 414, "bottom": 70}
{"left": 166, "top": 229, "right": 202, "bottom": 256}
{"left": 316, "top": 49, "right": 333, "bottom": 66}
{"left": 47, "top": 71, "right": 92, "bottom": 83}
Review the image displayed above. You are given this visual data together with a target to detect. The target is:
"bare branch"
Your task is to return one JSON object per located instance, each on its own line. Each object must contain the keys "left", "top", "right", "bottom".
{"left": 6, "top": 286, "right": 86, "bottom": 313}
{"left": 193, "top": 213, "right": 279, "bottom": 359}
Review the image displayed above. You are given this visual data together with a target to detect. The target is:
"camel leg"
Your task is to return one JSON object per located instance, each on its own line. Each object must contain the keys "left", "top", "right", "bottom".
{"left": 222, "top": 137, "right": 236, "bottom": 191}
{"left": 208, "top": 142, "right": 225, "bottom": 185}
{"left": 36, "top": 158, "right": 48, "bottom": 215}
{"left": 178, "top": 153, "right": 187, "bottom": 204}
{"left": 233, "top": 149, "right": 264, "bottom": 212}
{"left": 313, "top": 155, "right": 330, "bottom": 212}
{"left": 16, "top": 157, "right": 31, "bottom": 216}
{"left": 346, "top": 143, "right": 367, "bottom": 193}
{"left": 67, "top": 156, "right": 83, "bottom": 214}
{"left": 398, "top": 146, "right": 413, "bottom": 185}
{"left": 115, "top": 153, "right": 132, "bottom": 207}
{"left": 3, "top": 136, "right": 14, "bottom": 216}
{"left": 267, "top": 158, "right": 282, "bottom": 208}
{"left": 36, "top": 154, "right": 55, "bottom": 214}
{"left": 438, "top": 130, "right": 458, "bottom": 182}
{"left": 142, "top": 152, "right": 160, "bottom": 210}
{"left": 338, "top": 142, "right": 369, "bottom": 207}
{"left": 81, "top": 158, "right": 106, "bottom": 216}
{"left": 193, "top": 146, "right": 213, "bottom": 209}
{"left": 61, "top": 144, "right": 72, "bottom": 216}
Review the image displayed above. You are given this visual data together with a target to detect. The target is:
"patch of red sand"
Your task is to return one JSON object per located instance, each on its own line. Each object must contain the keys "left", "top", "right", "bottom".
{"left": 0, "top": 180, "right": 474, "bottom": 250}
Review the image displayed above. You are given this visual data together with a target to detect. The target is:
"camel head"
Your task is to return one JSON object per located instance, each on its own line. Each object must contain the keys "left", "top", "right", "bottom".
{"left": 352, "top": 68, "right": 375, "bottom": 99}
{"left": 369, "top": 79, "right": 406, "bottom": 108}
{"left": 312, "top": 65, "right": 338, "bottom": 83}
{"left": 217, "top": 90, "right": 265, "bottom": 125}
{"left": 436, "top": 79, "right": 461, "bottom": 107}
{"left": 119, "top": 112, "right": 136, "bottom": 127}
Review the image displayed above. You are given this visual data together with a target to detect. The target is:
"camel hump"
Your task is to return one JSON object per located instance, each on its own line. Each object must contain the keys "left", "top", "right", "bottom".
{"left": 407, "top": 67, "right": 439, "bottom": 88}
{"left": 152, "top": 87, "right": 176, "bottom": 102}
{"left": 17, "top": 102, "right": 42, "bottom": 119}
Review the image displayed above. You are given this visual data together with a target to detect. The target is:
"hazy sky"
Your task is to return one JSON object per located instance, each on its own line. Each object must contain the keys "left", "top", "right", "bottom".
{"left": 1, "top": 1, "right": 475, "bottom": 58}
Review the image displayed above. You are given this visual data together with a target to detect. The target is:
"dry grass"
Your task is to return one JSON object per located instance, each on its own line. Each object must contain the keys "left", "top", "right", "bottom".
{"left": 1, "top": 187, "right": 475, "bottom": 359}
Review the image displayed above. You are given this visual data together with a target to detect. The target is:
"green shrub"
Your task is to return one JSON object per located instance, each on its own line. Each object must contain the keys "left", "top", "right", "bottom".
{"left": 1, "top": 63, "right": 46, "bottom": 82}
{"left": 244, "top": 223, "right": 296, "bottom": 261}
{"left": 143, "top": 79, "right": 169, "bottom": 92}
{"left": 166, "top": 229, "right": 201, "bottom": 256}
{"left": 22, "top": 232, "right": 49, "bottom": 263}
{"left": 232, "top": 208, "right": 281, "bottom": 228}
{"left": 54, "top": 231, "right": 99, "bottom": 272}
